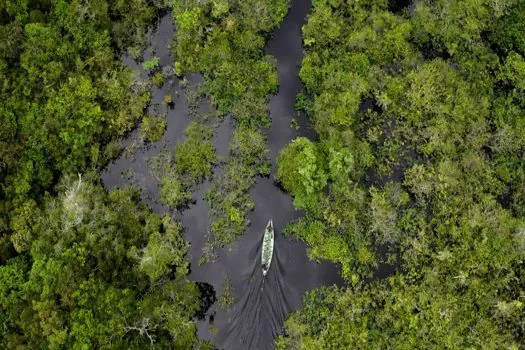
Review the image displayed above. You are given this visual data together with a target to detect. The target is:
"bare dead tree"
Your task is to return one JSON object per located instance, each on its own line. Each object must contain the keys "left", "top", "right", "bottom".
{"left": 124, "top": 317, "right": 157, "bottom": 344}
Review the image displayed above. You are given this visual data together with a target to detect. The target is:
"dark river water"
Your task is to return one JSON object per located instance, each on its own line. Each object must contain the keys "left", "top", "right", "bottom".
{"left": 101, "top": 1, "right": 343, "bottom": 349}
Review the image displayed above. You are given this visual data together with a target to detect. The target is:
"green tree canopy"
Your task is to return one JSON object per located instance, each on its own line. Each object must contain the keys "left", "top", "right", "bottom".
{"left": 1, "top": 175, "right": 200, "bottom": 348}
{"left": 277, "top": 0, "right": 525, "bottom": 347}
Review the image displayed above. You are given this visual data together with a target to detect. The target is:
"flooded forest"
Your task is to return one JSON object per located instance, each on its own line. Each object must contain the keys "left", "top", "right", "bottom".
{"left": 1, "top": 0, "right": 524, "bottom": 349}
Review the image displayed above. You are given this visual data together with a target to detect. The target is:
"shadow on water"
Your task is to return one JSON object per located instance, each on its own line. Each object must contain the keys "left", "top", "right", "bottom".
{"left": 102, "top": 2, "right": 344, "bottom": 349}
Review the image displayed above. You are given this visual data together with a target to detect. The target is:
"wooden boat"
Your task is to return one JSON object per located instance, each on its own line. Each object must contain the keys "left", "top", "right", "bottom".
{"left": 261, "top": 219, "right": 274, "bottom": 276}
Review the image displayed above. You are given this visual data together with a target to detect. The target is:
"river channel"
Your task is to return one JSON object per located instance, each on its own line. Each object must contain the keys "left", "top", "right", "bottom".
{"left": 101, "top": 1, "right": 343, "bottom": 348}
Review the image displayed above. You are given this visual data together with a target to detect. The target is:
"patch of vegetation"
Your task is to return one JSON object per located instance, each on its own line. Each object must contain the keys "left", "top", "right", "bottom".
{"left": 175, "top": 122, "right": 216, "bottom": 184}
{"left": 170, "top": 0, "right": 288, "bottom": 126}
{"left": 207, "top": 128, "right": 270, "bottom": 245}
{"left": 142, "top": 56, "right": 161, "bottom": 71}
{"left": 160, "top": 175, "right": 192, "bottom": 209}
{"left": 149, "top": 121, "right": 216, "bottom": 210}
{"left": 218, "top": 276, "right": 235, "bottom": 308}
{"left": 163, "top": 94, "right": 174, "bottom": 106}
{"left": 152, "top": 71, "right": 165, "bottom": 87}
{"left": 149, "top": 152, "right": 190, "bottom": 209}
{"left": 199, "top": 235, "right": 219, "bottom": 265}
{"left": 276, "top": 137, "right": 328, "bottom": 210}
{"left": 140, "top": 115, "right": 167, "bottom": 143}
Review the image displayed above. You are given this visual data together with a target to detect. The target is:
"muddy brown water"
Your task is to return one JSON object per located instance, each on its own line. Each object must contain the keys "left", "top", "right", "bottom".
{"left": 101, "top": 1, "right": 343, "bottom": 349}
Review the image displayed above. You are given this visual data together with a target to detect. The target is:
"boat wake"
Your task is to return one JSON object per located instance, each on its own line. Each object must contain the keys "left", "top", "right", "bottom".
{"left": 216, "top": 237, "right": 299, "bottom": 350}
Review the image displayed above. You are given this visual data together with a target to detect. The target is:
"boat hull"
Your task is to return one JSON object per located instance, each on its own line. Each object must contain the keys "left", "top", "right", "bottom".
{"left": 261, "top": 219, "right": 274, "bottom": 276}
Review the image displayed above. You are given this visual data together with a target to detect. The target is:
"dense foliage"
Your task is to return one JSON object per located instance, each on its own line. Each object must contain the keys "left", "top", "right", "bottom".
{"left": 170, "top": 0, "right": 287, "bottom": 125}
{"left": 0, "top": 0, "right": 166, "bottom": 252}
{"left": 1, "top": 175, "right": 200, "bottom": 348}
{"left": 1, "top": 1, "right": 204, "bottom": 348}
{"left": 141, "top": 115, "right": 167, "bottom": 143}
{"left": 277, "top": 0, "right": 525, "bottom": 348}
{"left": 3, "top": 0, "right": 525, "bottom": 347}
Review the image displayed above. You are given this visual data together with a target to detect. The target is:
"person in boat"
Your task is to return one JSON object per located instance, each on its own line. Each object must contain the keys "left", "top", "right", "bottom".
{"left": 262, "top": 264, "right": 268, "bottom": 271}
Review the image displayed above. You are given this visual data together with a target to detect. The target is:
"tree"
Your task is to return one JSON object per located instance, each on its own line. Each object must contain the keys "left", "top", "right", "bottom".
{"left": 276, "top": 137, "right": 328, "bottom": 210}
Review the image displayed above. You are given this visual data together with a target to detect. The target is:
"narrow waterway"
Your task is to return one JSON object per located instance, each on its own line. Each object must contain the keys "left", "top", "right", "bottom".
{"left": 101, "top": 1, "right": 343, "bottom": 349}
